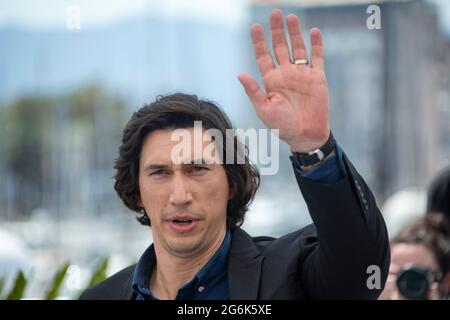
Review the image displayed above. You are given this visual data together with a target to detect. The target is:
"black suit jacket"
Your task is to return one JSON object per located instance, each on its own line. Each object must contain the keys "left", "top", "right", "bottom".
{"left": 80, "top": 153, "right": 390, "bottom": 300}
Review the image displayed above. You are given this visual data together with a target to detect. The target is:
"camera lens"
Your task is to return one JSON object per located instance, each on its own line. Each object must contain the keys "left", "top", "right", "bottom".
{"left": 396, "top": 267, "right": 430, "bottom": 300}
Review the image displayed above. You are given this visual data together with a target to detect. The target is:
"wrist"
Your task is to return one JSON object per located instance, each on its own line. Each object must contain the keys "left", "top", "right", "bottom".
{"left": 287, "top": 130, "right": 331, "bottom": 154}
{"left": 289, "top": 131, "right": 336, "bottom": 169}
{"left": 289, "top": 140, "right": 327, "bottom": 154}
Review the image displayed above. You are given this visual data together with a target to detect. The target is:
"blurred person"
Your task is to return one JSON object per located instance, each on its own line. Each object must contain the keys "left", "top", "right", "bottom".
{"left": 426, "top": 166, "right": 450, "bottom": 296}
{"left": 379, "top": 214, "right": 450, "bottom": 300}
{"left": 80, "top": 9, "right": 389, "bottom": 300}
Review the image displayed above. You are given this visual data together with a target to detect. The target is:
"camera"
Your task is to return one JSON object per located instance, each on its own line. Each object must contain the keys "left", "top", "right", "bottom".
{"left": 396, "top": 266, "right": 442, "bottom": 299}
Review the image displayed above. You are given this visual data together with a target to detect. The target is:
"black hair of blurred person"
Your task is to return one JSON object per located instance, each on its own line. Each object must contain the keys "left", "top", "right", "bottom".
{"left": 427, "top": 166, "right": 450, "bottom": 222}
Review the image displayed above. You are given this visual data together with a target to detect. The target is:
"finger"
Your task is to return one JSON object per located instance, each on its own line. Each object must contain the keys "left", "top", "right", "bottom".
{"left": 237, "top": 73, "right": 266, "bottom": 111}
{"left": 286, "top": 14, "right": 307, "bottom": 61}
{"left": 251, "top": 24, "right": 276, "bottom": 77}
{"left": 269, "top": 9, "right": 291, "bottom": 65}
{"left": 310, "top": 28, "right": 325, "bottom": 71}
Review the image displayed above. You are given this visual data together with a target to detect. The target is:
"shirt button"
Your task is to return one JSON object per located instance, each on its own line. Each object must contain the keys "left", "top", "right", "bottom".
{"left": 197, "top": 286, "right": 205, "bottom": 293}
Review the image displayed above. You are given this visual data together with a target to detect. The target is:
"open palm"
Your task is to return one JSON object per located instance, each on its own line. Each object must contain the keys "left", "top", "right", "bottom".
{"left": 238, "top": 9, "right": 330, "bottom": 153}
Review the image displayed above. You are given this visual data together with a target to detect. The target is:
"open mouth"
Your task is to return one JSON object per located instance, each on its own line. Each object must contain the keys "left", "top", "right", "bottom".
{"left": 173, "top": 219, "right": 193, "bottom": 225}
{"left": 168, "top": 217, "right": 200, "bottom": 233}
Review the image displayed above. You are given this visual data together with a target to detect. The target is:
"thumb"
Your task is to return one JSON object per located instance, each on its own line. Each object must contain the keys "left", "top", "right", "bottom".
{"left": 237, "top": 73, "right": 266, "bottom": 109}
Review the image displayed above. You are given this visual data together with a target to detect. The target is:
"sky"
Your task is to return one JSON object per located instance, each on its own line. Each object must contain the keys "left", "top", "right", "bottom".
{"left": 0, "top": 0, "right": 249, "bottom": 30}
{"left": 0, "top": 0, "right": 449, "bottom": 32}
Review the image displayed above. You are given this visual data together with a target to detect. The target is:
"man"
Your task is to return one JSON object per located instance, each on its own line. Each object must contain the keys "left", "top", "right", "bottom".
{"left": 80, "top": 9, "right": 389, "bottom": 300}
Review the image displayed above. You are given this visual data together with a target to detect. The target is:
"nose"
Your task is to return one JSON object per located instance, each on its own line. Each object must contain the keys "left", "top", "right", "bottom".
{"left": 169, "top": 172, "right": 193, "bottom": 207}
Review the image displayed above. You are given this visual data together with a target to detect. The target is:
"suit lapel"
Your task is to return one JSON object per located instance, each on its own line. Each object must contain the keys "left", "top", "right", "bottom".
{"left": 228, "top": 228, "right": 263, "bottom": 300}
{"left": 120, "top": 265, "right": 136, "bottom": 300}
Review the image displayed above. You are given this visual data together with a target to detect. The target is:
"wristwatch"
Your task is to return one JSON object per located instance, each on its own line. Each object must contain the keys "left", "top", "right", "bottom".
{"left": 289, "top": 131, "right": 336, "bottom": 167}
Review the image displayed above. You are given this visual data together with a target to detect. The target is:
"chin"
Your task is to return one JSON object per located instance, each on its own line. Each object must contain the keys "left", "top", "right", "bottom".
{"left": 167, "top": 235, "right": 205, "bottom": 256}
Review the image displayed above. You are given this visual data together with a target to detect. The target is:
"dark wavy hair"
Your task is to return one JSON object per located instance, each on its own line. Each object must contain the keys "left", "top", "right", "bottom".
{"left": 114, "top": 93, "right": 260, "bottom": 230}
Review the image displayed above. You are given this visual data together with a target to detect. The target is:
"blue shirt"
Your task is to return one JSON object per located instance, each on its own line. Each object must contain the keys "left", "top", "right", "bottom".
{"left": 132, "top": 231, "right": 231, "bottom": 300}
{"left": 131, "top": 144, "right": 345, "bottom": 300}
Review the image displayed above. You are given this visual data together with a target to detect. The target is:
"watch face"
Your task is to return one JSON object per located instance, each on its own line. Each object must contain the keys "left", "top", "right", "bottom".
{"left": 307, "top": 149, "right": 324, "bottom": 161}
{"left": 315, "top": 149, "right": 325, "bottom": 161}
{"left": 292, "top": 144, "right": 330, "bottom": 167}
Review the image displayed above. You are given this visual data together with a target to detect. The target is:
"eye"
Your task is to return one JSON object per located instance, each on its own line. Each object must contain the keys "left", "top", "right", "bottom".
{"left": 188, "top": 166, "right": 209, "bottom": 174}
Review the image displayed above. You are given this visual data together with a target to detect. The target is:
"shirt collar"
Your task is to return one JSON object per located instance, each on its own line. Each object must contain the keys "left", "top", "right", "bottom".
{"left": 131, "top": 242, "right": 157, "bottom": 297}
{"left": 194, "top": 231, "right": 231, "bottom": 286}
{"left": 131, "top": 231, "right": 231, "bottom": 299}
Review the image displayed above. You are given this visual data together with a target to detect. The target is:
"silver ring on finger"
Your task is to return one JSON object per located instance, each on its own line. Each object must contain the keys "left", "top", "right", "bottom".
{"left": 293, "top": 59, "right": 309, "bottom": 66}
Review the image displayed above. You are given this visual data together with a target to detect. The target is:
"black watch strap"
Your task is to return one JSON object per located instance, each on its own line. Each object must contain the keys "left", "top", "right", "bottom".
{"left": 289, "top": 131, "right": 336, "bottom": 167}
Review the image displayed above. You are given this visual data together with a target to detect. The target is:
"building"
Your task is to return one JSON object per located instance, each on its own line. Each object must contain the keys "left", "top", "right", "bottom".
{"left": 251, "top": 0, "right": 448, "bottom": 201}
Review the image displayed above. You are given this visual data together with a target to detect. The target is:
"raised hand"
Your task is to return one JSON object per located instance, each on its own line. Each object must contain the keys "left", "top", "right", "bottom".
{"left": 238, "top": 9, "right": 330, "bottom": 153}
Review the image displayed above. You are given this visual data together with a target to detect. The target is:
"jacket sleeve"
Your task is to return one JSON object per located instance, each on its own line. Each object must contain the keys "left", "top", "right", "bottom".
{"left": 294, "top": 152, "right": 390, "bottom": 299}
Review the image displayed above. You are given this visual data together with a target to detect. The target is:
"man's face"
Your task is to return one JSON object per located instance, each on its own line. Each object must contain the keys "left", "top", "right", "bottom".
{"left": 138, "top": 127, "right": 230, "bottom": 258}
{"left": 379, "top": 243, "right": 440, "bottom": 300}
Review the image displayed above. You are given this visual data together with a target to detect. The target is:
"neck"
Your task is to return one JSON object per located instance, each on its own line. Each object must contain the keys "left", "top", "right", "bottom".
{"left": 150, "top": 230, "right": 226, "bottom": 300}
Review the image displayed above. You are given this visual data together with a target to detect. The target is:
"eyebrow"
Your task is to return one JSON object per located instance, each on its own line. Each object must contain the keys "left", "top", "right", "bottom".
{"left": 188, "top": 158, "right": 211, "bottom": 165}
{"left": 143, "top": 159, "right": 212, "bottom": 173}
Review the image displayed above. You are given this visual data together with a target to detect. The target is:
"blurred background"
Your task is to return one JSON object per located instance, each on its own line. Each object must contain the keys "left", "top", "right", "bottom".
{"left": 0, "top": 0, "right": 449, "bottom": 299}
